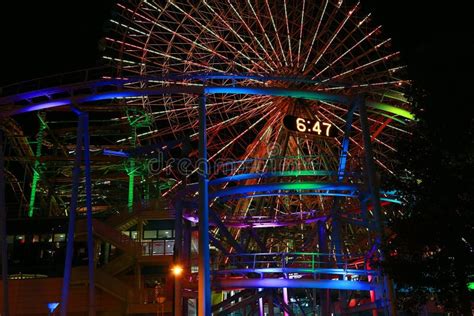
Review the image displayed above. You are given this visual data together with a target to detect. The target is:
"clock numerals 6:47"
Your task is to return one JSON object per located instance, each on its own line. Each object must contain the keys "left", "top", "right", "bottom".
{"left": 296, "top": 117, "right": 332, "bottom": 136}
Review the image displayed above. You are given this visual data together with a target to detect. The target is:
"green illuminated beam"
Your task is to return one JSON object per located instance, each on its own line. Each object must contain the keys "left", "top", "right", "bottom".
{"left": 468, "top": 282, "right": 474, "bottom": 291}
{"left": 127, "top": 122, "right": 138, "bottom": 213}
{"left": 128, "top": 158, "right": 135, "bottom": 213}
{"left": 366, "top": 100, "right": 414, "bottom": 120}
{"left": 28, "top": 115, "right": 46, "bottom": 217}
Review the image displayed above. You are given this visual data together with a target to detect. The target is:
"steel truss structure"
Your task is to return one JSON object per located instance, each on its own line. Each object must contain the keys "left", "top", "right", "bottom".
{"left": 0, "top": 1, "right": 413, "bottom": 315}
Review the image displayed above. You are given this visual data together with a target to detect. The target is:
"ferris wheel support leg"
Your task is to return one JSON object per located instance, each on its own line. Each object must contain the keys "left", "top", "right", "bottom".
{"left": 174, "top": 201, "right": 183, "bottom": 316}
{"left": 198, "top": 94, "right": 211, "bottom": 316}
{"left": 82, "top": 112, "right": 96, "bottom": 316}
{"left": 0, "top": 130, "right": 9, "bottom": 316}
{"left": 318, "top": 220, "right": 330, "bottom": 316}
{"left": 358, "top": 96, "right": 396, "bottom": 316}
{"left": 60, "top": 111, "right": 84, "bottom": 316}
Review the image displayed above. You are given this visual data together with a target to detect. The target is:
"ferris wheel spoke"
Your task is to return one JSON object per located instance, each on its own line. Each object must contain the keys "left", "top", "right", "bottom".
{"left": 166, "top": 1, "right": 268, "bottom": 73}
{"left": 221, "top": 0, "right": 276, "bottom": 71}
{"left": 283, "top": 0, "right": 294, "bottom": 67}
{"left": 296, "top": 0, "right": 306, "bottom": 69}
{"left": 311, "top": 2, "right": 359, "bottom": 73}
{"left": 302, "top": 0, "right": 328, "bottom": 72}
{"left": 314, "top": 25, "right": 382, "bottom": 79}
{"left": 322, "top": 51, "right": 400, "bottom": 83}
{"left": 264, "top": 0, "right": 288, "bottom": 67}
{"left": 246, "top": 0, "right": 283, "bottom": 68}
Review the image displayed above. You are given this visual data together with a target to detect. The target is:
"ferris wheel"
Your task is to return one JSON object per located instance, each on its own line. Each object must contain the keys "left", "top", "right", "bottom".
{"left": 103, "top": 0, "right": 412, "bottom": 261}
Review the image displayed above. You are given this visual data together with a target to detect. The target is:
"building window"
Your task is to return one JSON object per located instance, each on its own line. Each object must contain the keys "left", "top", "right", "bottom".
{"left": 144, "top": 230, "right": 157, "bottom": 239}
{"left": 41, "top": 234, "right": 53, "bottom": 242}
{"left": 165, "top": 240, "right": 174, "bottom": 255}
{"left": 158, "top": 230, "right": 173, "bottom": 239}
{"left": 54, "top": 233, "right": 66, "bottom": 242}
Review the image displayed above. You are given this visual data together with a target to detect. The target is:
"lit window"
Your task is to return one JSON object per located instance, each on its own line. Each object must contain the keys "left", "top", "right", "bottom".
{"left": 158, "top": 230, "right": 173, "bottom": 239}
{"left": 54, "top": 234, "right": 66, "bottom": 242}
{"left": 144, "top": 230, "right": 157, "bottom": 239}
{"left": 165, "top": 240, "right": 174, "bottom": 255}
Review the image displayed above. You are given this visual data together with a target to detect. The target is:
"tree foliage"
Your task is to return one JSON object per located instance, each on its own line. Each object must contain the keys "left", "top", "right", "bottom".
{"left": 380, "top": 83, "right": 474, "bottom": 314}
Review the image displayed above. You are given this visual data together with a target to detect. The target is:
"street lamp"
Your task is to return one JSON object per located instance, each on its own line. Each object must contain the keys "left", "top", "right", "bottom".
{"left": 171, "top": 264, "right": 183, "bottom": 277}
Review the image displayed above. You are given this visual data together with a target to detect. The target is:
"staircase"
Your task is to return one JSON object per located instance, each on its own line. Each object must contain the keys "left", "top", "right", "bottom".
{"left": 105, "top": 198, "right": 174, "bottom": 231}
{"left": 71, "top": 266, "right": 132, "bottom": 302}
{"left": 101, "top": 253, "right": 135, "bottom": 276}
{"left": 71, "top": 200, "right": 176, "bottom": 311}
{"left": 76, "top": 218, "right": 141, "bottom": 254}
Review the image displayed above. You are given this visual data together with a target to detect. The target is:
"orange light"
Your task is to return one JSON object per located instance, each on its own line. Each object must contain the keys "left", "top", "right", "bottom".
{"left": 171, "top": 265, "right": 183, "bottom": 277}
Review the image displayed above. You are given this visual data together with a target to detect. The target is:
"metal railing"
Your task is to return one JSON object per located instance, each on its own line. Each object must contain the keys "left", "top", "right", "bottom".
{"left": 211, "top": 155, "right": 364, "bottom": 181}
{"left": 0, "top": 66, "right": 113, "bottom": 97}
{"left": 140, "top": 240, "right": 174, "bottom": 256}
{"left": 222, "top": 252, "right": 369, "bottom": 274}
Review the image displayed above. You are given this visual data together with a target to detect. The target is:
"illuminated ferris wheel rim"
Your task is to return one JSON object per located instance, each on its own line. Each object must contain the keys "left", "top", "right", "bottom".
{"left": 0, "top": 73, "right": 413, "bottom": 121}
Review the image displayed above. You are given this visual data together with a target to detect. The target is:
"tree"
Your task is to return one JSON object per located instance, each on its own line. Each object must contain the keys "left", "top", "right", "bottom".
{"left": 380, "top": 81, "right": 474, "bottom": 314}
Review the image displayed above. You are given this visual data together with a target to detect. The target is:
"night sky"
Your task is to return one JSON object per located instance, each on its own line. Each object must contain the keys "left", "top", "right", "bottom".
{"left": 0, "top": 1, "right": 472, "bottom": 114}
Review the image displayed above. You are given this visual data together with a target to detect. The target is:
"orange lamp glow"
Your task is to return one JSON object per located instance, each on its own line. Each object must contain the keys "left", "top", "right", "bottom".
{"left": 171, "top": 264, "right": 183, "bottom": 277}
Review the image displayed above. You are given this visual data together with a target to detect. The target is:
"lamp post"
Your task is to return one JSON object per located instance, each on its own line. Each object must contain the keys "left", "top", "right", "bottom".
{"left": 172, "top": 264, "right": 183, "bottom": 316}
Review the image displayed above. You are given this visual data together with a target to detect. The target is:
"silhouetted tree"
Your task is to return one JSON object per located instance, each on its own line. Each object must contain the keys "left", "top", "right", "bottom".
{"left": 381, "top": 79, "right": 474, "bottom": 314}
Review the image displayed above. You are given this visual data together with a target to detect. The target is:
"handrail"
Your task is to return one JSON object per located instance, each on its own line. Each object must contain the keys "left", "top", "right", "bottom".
{"left": 223, "top": 252, "right": 366, "bottom": 271}
{"left": 0, "top": 66, "right": 112, "bottom": 97}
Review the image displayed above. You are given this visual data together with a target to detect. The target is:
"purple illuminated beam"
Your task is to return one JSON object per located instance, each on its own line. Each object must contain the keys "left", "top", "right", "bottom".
{"left": 214, "top": 278, "right": 380, "bottom": 291}
{"left": 183, "top": 213, "right": 327, "bottom": 228}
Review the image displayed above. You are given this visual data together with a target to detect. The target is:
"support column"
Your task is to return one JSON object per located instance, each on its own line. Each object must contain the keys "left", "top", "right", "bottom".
{"left": 60, "top": 113, "right": 84, "bottom": 316}
{"left": 358, "top": 96, "right": 383, "bottom": 237}
{"left": 0, "top": 130, "right": 9, "bottom": 316}
{"left": 258, "top": 288, "right": 264, "bottom": 316}
{"left": 198, "top": 94, "right": 211, "bottom": 316}
{"left": 82, "top": 112, "right": 96, "bottom": 316}
{"left": 127, "top": 125, "right": 137, "bottom": 213}
{"left": 28, "top": 113, "right": 46, "bottom": 217}
{"left": 136, "top": 263, "right": 142, "bottom": 303}
{"left": 358, "top": 96, "right": 394, "bottom": 315}
{"left": 318, "top": 221, "right": 330, "bottom": 316}
{"left": 267, "top": 293, "right": 274, "bottom": 316}
{"left": 174, "top": 201, "right": 183, "bottom": 316}
{"left": 183, "top": 220, "right": 191, "bottom": 271}
{"left": 282, "top": 287, "right": 290, "bottom": 316}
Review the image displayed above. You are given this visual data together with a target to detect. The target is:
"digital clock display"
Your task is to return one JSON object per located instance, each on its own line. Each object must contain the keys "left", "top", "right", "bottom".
{"left": 283, "top": 115, "right": 337, "bottom": 137}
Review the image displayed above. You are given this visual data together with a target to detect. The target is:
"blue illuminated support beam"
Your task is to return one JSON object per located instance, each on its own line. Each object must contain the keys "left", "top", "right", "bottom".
{"left": 0, "top": 130, "right": 9, "bottom": 316}
{"left": 82, "top": 112, "right": 96, "bottom": 316}
{"left": 198, "top": 94, "right": 211, "bottom": 316}
{"left": 2, "top": 83, "right": 415, "bottom": 122}
{"left": 358, "top": 97, "right": 383, "bottom": 236}
{"left": 331, "top": 98, "right": 358, "bottom": 266}
{"left": 337, "top": 99, "right": 358, "bottom": 181}
{"left": 102, "top": 149, "right": 129, "bottom": 158}
{"left": 318, "top": 221, "right": 329, "bottom": 316}
{"left": 358, "top": 96, "right": 394, "bottom": 316}
{"left": 331, "top": 99, "right": 359, "bottom": 308}
{"left": 60, "top": 113, "right": 84, "bottom": 316}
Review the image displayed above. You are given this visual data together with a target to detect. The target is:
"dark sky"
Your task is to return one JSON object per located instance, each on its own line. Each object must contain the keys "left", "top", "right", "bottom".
{"left": 0, "top": 0, "right": 115, "bottom": 86}
{"left": 0, "top": 0, "right": 472, "bottom": 97}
